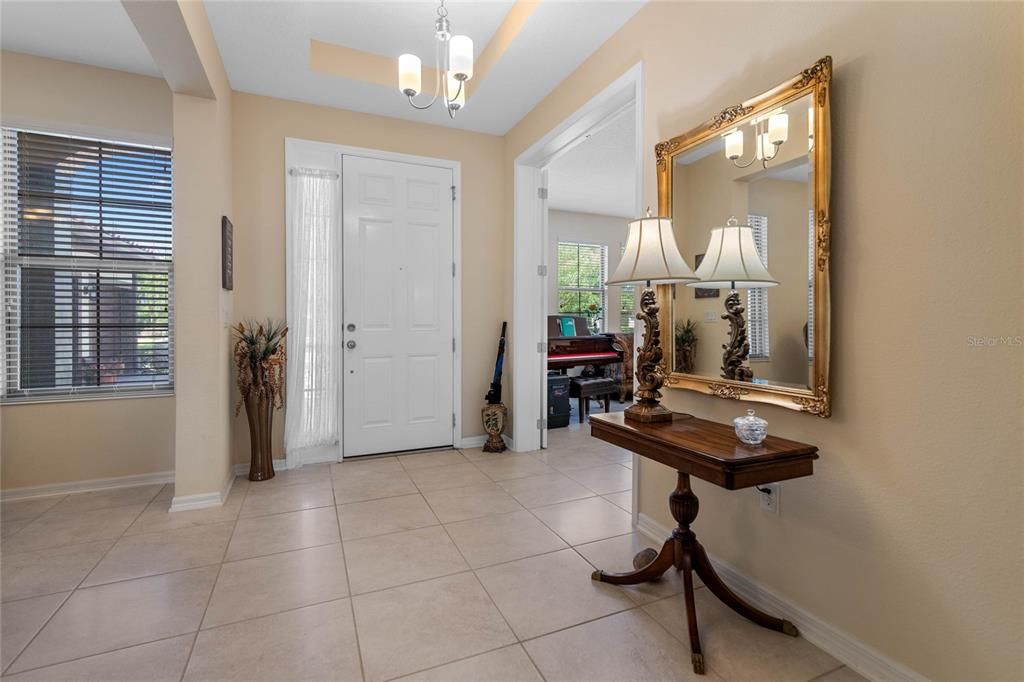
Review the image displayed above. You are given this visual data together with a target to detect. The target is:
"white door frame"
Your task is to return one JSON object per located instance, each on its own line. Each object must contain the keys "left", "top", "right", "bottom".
{"left": 511, "top": 62, "right": 644, "bottom": 453}
{"left": 284, "top": 138, "right": 463, "bottom": 465}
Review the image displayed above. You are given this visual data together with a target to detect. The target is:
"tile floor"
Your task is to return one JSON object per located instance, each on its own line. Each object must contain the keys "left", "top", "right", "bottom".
{"left": 0, "top": 422, "right": 865, "bottom": 682}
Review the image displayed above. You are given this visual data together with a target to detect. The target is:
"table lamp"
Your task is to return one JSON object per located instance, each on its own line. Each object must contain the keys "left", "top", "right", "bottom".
{"left": 607, "top": 209, "right": 699, "bottom": 422}
{"left": 687, "top": 217, "right": 777, "bottom": 381}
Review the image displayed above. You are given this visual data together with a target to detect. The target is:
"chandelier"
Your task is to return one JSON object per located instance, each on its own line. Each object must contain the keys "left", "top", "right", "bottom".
{"left": 722, "top": 109, "right": 789, "bottom": 169}
{"left": 397, "top": 0, "right": 474, "bottom": 119}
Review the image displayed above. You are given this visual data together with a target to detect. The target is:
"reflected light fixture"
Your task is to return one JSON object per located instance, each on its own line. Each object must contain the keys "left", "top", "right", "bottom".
{"left": 688, "top": 217, "right": 777, "bottom": 381}
{"left": 397, "top": 0, "right": 473, "bottom": 119}
{"left": 723, "top": 109, "right": 789, "bottom": 169}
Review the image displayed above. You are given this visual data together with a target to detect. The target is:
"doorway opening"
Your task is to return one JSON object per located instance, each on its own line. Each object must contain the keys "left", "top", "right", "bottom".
{"left": 511, "top": 63, "right": 643, "bottom": 457}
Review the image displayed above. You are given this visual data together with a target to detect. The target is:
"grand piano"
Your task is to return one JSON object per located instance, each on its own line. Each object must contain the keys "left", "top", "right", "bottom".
{"left": 547, "top": 316, "right": 624, "bottom": 371}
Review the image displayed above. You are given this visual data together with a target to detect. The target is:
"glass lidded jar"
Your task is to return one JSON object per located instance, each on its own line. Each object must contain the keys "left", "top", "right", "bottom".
{"left": 733, "top": 409, "right": 768, "bottom": 445}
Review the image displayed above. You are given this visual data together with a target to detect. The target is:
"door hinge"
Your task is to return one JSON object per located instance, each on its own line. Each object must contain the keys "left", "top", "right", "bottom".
{"left": 537, "top": 187, "right": 548, "bottom": 200}
{"left": 536, "top": 418, "right": 547, "bottom": 430}
{"left": 451, "top": 185, "right": 456, "bottom": 201}
{"left": 453, "top": 413, "right": 457, "bottom": 427}
{"left": 452, "top": 262, "right": 456, "bottom": 277}
{"left": 537, "top": 341, "right": 545, "bottom": 353}
{"left": 452, "top": 337, "right": 456, "bottom": 352}
{"left": 537, "top": 264, "right": 547, "bottom": 276}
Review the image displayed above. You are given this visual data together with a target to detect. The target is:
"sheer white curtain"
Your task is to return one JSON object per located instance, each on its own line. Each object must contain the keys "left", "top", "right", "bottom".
{"left": 284, "top": 170, "right": 341, "bottom": 461}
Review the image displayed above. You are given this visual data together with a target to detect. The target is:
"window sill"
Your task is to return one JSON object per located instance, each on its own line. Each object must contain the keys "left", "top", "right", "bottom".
{"left": 1, "top": 390, "right": 175, "bottom": 407}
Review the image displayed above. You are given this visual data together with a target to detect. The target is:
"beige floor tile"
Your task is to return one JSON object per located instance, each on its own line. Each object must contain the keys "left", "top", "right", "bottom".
{"left": 396, "top": 644, "right": 543, "bottom": 681}
{"left": 531, "top": 496, "right": 633, "bottom": 545}
{"left": 332, "top": 468, "right": 419, "bottom": 504}
{"left": 564, "top": 463, "right": 632, "bottom": 495}
{"left": 1, "top": 592, "right": 69, "bottom": 671}
{"left": 2, "top": 540, "right": 113, "bottom": 601}
{"left": 353, "top": 572, "right": 515, "bottom": 682}
{"left": 1, "top": 497, "right": 65, "bottom": 523}
{"left": 331, "top": 456, "right": 403, "bottom": 477}
{"left": 597, "top": 447, "right": 634, "bottom": 465}
{"left": 475, "top": 549, "right": 634, "bottom": 640}
{"left": 82, "top": 522, "right": 234, "bottom": 587}
{"left": 574, "top": 532, "right": 688, "bottom": 604}
{"left": 124, "top": 485, "right": 244, "bottom": 536}
{"left": 602, "top": 490, "right": 633, "bottom": 512}
{"left": 3, "top": 505, "right": 143, "bottom": 554}
{"left": 225, "top": 506, "right": 339, "bottom": 561}
{"left": 444, "top": 510, "right": 566, "bottom": 568}
{"left": 524, "top": 608, "right": 712, "bottom": 682}
{"left": 497, "top": 473, "right": 594, "bottom": 509}
{"left": 398, "top": 449, "right": 469, "bottom": 470}
{"left": 186, "top": 599, "right": 362, "bottom": 682}
{"left": 10, "top": 566, "right": 217, "bottom": 673}
{"left": 338, "top": 493, "right": 438, "bottom": 540}
{"left": 457, "top": 446, "right": 495, "bottom": 461}
{"left": 239, "top": 481, "right": 334, "bottom": 518}
{"left": 1, "top": 519, "right": 31, "bottom": 539}
{"left": 45, "top": 485, "right": 163, "bottom": 516}
{"left": 2, "top": 634, "right": 194, "bottom": 682}
{"left": 344, "top": 525, "right": 467, "bottom": 594}
{"left": 407, "top": 463, "right": 491, "bottom": 493}
{"left": 643, "top": 589, "right": 841, "bottom": 682}
{"left": 255, "top": 463, "right": 332, "bottom": 488}
{"left": 471, "top": 453, "right": 554, "bottom": 481}
{"left": 421, "top": 483, "right": 522, "bottom": 523}
{"left": 530, "top": 449, "right": 615, "bottom": 472}
{"left": 816, "top": 666, "right": 868, "bottom": 681}
{"left": 203, "top": 543, "right": 348, "bottom": 628}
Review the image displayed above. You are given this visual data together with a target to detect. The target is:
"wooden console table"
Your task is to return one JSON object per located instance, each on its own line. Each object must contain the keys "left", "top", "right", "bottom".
{"left": 589, "top": 412, "right": 819, "bottom": 675}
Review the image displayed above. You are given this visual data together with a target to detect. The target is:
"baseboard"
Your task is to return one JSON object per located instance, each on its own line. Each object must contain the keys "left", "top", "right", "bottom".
{"left": 458, "top": 434, "right": 488, "bottom": 448}
{"left": 170, "top": 469, "right": 235, "bottom": 513}
{"left": 1, "top": 470, "right": 175, "bottom": 502}
{"left": 635, "top": 513, "right": 926, "bottom": 682}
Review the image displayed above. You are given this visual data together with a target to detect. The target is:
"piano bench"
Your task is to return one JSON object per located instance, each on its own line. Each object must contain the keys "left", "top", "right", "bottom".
{"left": 569, "top": 377, "right": 618, "bottom": 423}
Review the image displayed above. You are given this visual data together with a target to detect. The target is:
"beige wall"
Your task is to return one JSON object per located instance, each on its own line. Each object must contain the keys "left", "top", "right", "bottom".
{"left": 170, "top": 1, "right": 235, "bottom": 499}
{"left": 230, "top": 92, "right": 505, "bottom": 464}
{"left": 505, "top": 3, "right": 1023, "bottom": 680}
{"left": 0, "top": 52, "right": 176, "bottom": 490}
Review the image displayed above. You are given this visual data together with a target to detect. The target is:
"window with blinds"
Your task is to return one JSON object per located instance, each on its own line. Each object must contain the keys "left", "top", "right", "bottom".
{"left": 557, "top": 242, "right": 607, "bottom": 334}
{"left": 1, "top": 128, "right": 173, "bottom": 401}
{"left": 746, "top": 214, "right": 769, "bottom": 359}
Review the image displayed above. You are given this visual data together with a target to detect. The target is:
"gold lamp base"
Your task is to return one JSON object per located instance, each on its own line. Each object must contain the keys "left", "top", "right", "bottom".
{"left": 624, "top": 287, "right": 674, "bottom": 424}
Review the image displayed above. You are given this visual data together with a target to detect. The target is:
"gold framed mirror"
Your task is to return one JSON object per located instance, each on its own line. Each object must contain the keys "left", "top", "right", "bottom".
{"left": 656, "top": 56, "right": 832, "bottom": 417}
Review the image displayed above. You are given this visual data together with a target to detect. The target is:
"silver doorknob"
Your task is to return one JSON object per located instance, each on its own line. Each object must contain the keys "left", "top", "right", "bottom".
{"left": 346, "top": 340, "right": 357, "bottom": 349}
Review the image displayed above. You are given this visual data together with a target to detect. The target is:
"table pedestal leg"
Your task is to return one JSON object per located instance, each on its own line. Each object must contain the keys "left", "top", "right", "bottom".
{"left": 591, "top": 471, "right": 798, "bottom": 675}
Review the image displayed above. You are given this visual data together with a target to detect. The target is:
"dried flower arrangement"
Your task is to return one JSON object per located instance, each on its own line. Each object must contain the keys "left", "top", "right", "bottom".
{"left": 233, "top": 320, "right": 288, "bottom": 481}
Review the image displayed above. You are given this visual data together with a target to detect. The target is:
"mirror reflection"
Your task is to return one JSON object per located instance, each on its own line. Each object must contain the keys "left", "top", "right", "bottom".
{"left": 671, "top": 92, "right": 814, "bottom": 389}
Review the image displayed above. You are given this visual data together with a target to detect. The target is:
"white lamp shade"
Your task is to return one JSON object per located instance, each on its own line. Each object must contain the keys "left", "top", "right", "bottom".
{"left": 687, "top": 218, "right": 778, "bottom": 289}
{"left": 398, "top": 54, "right": 421, "bottom": 95}
{"left": 449, "top": 35, "right": 473, "bottom": 80}
{"left": 607, "top": 215, "right": 698, "bottom": 285}
{"left": 768, "top": 112, "right": 789, "bottom": 144}
{"left": 446, "top": 73, "right": 465, "bottom": 110}
{"left": 724, "top": 129, "right": 743, "bottom": 160}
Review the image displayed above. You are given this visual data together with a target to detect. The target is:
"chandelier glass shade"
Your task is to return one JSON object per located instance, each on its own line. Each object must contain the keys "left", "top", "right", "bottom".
{"left": 397, "top": 0, "right": 474, "bottom": 119}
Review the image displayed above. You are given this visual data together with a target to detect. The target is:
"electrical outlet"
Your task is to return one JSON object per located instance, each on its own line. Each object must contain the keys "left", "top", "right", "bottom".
{"left": 758, "top": 483, "right": 780, "bottom": 514}
{"left": 703, "top": 311, "right": 718, "bottom": 322}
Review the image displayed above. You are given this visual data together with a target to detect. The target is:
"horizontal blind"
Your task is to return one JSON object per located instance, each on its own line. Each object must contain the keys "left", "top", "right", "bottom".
{"left": 557, "top": 242, "right": 607, "bottom": 333}
{"left": 746, "top": 214, "right": 769, "bottom": 359}
{"left": 2, "top": 128, "right": 174, "bottom": 400}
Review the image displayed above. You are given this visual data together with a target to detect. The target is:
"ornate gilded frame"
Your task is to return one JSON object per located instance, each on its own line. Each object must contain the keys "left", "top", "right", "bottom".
{"left": 656, "top": 56, "right": 832, "bottom": 417}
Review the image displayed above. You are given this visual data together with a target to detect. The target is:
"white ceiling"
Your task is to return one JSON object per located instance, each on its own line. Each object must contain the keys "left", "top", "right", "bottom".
{"left": 546, "top": 104, "right": 636, "bottom": 218}
{"left": 204, "top": 0, "right": 644, "bottom": 134}
{"left": 0, "top": 0, "right": 160, "bottom": 77}
{"left": 0, "top": 0, "right": 644, "bottom": 136}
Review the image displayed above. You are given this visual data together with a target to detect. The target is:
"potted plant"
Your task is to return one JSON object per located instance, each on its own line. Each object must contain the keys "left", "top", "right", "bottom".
{"left": 675, "top": 319, "right": 698, "bottom": 374}
{"left": 233, "top": 320, "right": 287, "bottom": 481}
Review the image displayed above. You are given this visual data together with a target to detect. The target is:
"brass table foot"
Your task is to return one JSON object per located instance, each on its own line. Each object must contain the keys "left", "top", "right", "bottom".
{"left": 691, "top": 653, "right": 705, "bottom": 675}
{"left": 782, "top": 620, "right": 799, "bottom": 637}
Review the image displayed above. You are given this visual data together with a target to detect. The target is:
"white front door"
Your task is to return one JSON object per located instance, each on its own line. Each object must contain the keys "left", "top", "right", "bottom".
{"left": 341, "top": 155, "right": 455, "bottom": 457}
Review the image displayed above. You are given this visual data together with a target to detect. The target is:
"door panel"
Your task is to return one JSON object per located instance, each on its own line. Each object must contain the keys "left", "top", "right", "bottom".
{"left": 342, "top": 156, "right": 454, "bottom": 457}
